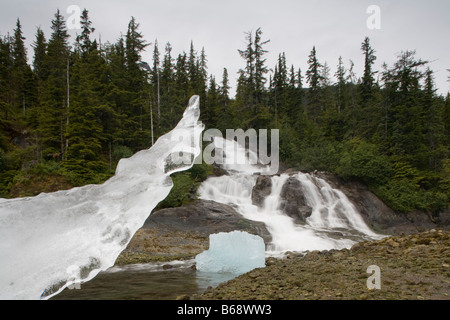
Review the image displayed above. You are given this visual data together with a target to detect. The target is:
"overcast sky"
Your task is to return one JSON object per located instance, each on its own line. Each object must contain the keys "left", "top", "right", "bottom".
{"left": 1, "top": 0, "right": 449, "bottom": 96}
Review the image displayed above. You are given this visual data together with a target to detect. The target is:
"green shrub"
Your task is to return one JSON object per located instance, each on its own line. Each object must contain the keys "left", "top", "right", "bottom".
{"left": 156, "top": 162, "right": 213, "bottom": 209}
{"left": 375, "top": 178, "right": 423, "bottom": 213}
{"left": 156, "top": 173, "right": 196, "bottom": 209}
{"left": 336, "top": 138, "right": 392, "bottom": 185}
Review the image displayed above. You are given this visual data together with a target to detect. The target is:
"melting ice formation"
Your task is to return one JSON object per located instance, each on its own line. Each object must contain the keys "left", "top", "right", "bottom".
{"left": 195, "top": 231, "right": 265, "bottom": 274}
{"left": 0, "top": 95, "right": 204, "bottom": 300}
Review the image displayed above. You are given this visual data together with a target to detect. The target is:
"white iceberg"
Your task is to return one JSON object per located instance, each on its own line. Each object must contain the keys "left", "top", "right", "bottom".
{"left": 195, "top": 231, "right": 265, "bottom": 274}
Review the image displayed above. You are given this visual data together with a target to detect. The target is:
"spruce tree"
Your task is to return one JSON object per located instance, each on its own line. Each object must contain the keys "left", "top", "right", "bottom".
{"left": 174, "top": 52, "right": 189, "bottom": 118}
{"left": 236, "top": 28, "right": 270, "bottom": 126}
{"left": 0, "top": 36, "right": 13, "bottom": 121}
{"left": 237, "top": 30, "right": 255, "bottom": 107}
{"left": 32, "top": 27, "right": 47, "bottom": 82}
{"left": 160, "top": 42, "right": 175, "bottom": 131}
{"left": 253, "top": 28, "right": 270, "bottom": 105}
{"left": 215, "top": 67, "right": 231, "bottom": 131}
{"left": 360, "top": 37, "right": 377, "bottom": 104}
{"left": 123, "top": 16, "right": 150, "bottom": 151}
{"left": 151, "top": 39, "right": 161, "bottom": 133}
{"left": 197, "top": 47, "right": 208, "bottom": 107}
{"left": 206, "top": 75, "right": 219, "bottom": 127}
{"left": 64, "top": 10, "right": 108, "bottom": 181}
{"left": 335, "top": 56, "right": 346, "bottom": 115}
{"left": 220, "top": 67, "right": 230, "bottom": 102}
{"left": 12, "top": 19, "right": 34, "bottom": 118}
{"left": 422, "top": 68, "right": 446, "bottom": 171}
{"left": 39, "top": 9, "right": 70, "bottom": 159}
{"left": 381, "top": 50, "right": 428, "bottom": 166}
{"left": 75, "top": 8, "right": 95, "bottom": 57}
{"left": 306, "top": 46, "right": 323, "bottom": 123}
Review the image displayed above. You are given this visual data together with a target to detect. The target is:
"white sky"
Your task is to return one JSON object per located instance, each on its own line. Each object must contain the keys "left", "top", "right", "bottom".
{"left": 1, "top": 0, "right": 449, "bottom": 97}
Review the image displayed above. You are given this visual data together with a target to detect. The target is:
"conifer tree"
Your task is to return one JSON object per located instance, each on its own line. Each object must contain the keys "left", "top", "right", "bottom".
{"left": 196, "top": 47, "right": 208, "bottom": 107}
{"left": 160, "top": 42, "right": 175, "bottom": 131}
{"left": 422, "top": 68, "right": 446, "bottom": 171}
{"left": 206, "top": 75, "right": 219, "bottom": 127}
{"left": 215, "top": 67, "right": 231, "bottom": 131}
{"left": 253, "top": 28, "right": 270, "bottom": 104}
{"left": 220, "top": 67, "right": 230, "bottom": 102}
{"left": 237, "top": 30, "right": 255, "bottom": 107}
{"left": 39, "top": 9, "right": 70, "bottom": 159}
{"left": 12, "top": 19, "right": 34, "bottom": 117}
{"left": 236, "top": 28, "right": 270, "bottom": 126}
{"left": 64, "top": 9, "right": 109, "bottom": 180}
{"left": 75, "top": 8, "right": 95, "bottom": 57}
{"left": 306, "top": 46, "right": 323, "bottom": 123}
{"left": 32, "top": 27, "right": 47, "bottom": 82}
{"left": 123, "top": 16, "right": 150, "bottom": 150}
{"left": 151, "top": 39, "right": 161, "bottom": 133}
{"left": 360, "top": 37, "right": 377, "bottom": 104}
{"left": 381, "top": 50, "right": 428, "bottom": 166}
{"left": 0, "top": 36, "right": 13, "bottom": 121}
{"left": 174, "top": 52, "right": 189, "bottom": 116}
{"left": 335, "top": 56, "right": 346, "bottom": 114}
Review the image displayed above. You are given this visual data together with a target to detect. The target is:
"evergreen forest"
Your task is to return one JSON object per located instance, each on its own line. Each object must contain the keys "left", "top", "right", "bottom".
{"left": 0, "top": 9, "right": 449, "bottom": 216}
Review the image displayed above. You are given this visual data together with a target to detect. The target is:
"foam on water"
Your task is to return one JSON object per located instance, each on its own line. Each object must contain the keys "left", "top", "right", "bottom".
{"left": 198, "top": 138, "right": 384, "bottom": 256}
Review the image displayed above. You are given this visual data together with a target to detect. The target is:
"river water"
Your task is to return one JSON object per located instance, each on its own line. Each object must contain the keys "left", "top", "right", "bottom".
{"left": 51, "top": 260, "right": 236, "bottom": 300}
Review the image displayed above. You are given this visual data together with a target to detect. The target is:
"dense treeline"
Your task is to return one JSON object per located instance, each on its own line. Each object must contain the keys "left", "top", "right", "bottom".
{"left": 0, "top": 10, "right": 448, "bottom": 215}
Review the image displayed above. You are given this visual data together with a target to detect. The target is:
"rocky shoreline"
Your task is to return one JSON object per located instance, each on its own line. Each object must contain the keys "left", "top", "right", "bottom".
{"left": 115, "top": 171, "right": 449, "bottom": 266}
{"left": 194, "top": 229, "right": 449, "bottom": 300}
{"left": 113, "top": 170, "right": 449, "bottom": 300}
{"left": 115, "top": 199, "right": 272, "bottom": 265}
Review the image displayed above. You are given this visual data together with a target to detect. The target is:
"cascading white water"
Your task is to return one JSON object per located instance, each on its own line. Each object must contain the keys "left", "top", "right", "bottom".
{"left": 296, "top": 173, "right": 379, "bottom": 236}
{"left": 198, "top": 138, "right": 383, "bottom": 256}
{"left": 0, "top": 96, "right": 204, "bottom": 300}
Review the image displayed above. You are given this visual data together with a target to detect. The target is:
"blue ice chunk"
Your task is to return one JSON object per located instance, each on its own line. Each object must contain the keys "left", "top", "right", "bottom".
{"left": 195, "top": 231, "right": 265, "bottom": 274}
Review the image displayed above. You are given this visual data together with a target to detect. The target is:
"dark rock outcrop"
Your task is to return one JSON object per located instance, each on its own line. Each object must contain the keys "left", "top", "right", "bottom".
{"left": 118, "top": 199, "right": 272, "bottom": 264}
{"left": 251, "top": 175, "right": 272, "bottom": 207}
{"left": 314, "top": 171, "right": 449, "bottom": 235}
{"left": 144, "top": 199, "right": 271, "bottom": 244}
{"left": 278, "top": 176, "right": 312, "bottom": 223}
{"left": 251, "top": 174, "right": 313, "bottom": 223}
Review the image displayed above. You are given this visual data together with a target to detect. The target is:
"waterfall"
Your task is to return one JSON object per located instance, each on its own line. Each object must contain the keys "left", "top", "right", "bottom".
{"left": 198, "top": 138, "right": 383, "bottom": 256}
{"left": 0, "top": 96, "right": 204, "bottom": 300}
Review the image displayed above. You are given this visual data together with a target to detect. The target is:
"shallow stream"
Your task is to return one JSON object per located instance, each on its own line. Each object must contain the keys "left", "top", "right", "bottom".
{"left": 51, "top": 260, "right": 236, "bottom": 300}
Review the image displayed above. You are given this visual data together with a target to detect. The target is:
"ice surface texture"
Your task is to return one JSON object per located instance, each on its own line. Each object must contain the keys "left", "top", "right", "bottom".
{"left": 195, "top": 231, "right": 266, "bottom": 274}
{"left": 0, "top": 96, "right": 204, "bottom": 300}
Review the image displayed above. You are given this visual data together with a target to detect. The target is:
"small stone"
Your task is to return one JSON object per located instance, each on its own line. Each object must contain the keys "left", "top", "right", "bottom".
{"left": 403, "top": 248, "right": 412, "bottom": 255}
{"left": 359, "top": 294, "right": 368, "bottom": 300}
